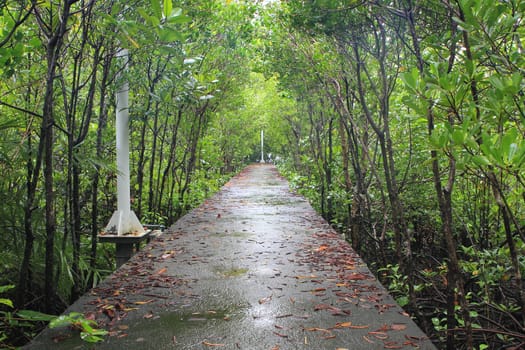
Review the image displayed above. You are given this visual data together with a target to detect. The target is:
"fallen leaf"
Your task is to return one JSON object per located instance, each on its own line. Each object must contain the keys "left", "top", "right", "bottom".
{"left": 363, "top": 335, "right": 374, "bottom": 343}
{"left": 347, "top": 324, "right": 369, "bottom": 329}
{"left": 317, "top": 244, "right": 330, "bottom": 252}
{"left": 390, "top": 323, "right": 407, "bottom": 331}
{"left": 202, "top": 341, "right": 225, "bottom": 347}
{"left": 161, "top": 252, "right": 174, "bottom": 259}
{"left": 321, "top": 334, "right": 336, "bottom": 339}
{"left": 133, "top": 299, "right": 154, "bottom": 305}
{"left": 314, "top": 304, "right": 332, "bottom": 311}
{"left": 333, "top": 322, "right": 352, "bottom": 328}
{"left": 259, "top": 295, "right": 272, "bottom": 304}
{"left": 103, "top": 308, "right": 115, "bottom": 320}
{"left": 346, "top": 273, "right": 369, "bottom": 280}
{"left": 273, "top": 332, "right": 288, "bottom": 338}
{"left": 304, "top": 327, "right": 332, "bottom": 336}
{"left": 368, "top": 331, "right": 388, "bottom": 340}
{"left": 156, "top": 267, "right": 167, "bottom": 275}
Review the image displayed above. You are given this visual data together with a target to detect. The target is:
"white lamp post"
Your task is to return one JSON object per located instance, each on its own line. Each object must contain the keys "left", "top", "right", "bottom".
{"left": 260, "top": 129, "right": 265, "bottom": 163}
{"left": 100, "top": 48, "right": 146, "bottom": 267}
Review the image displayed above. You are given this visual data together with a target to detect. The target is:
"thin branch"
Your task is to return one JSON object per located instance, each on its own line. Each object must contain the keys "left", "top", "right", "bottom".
{"left": 0, "top": 99, "right": 43, "bottom": 119}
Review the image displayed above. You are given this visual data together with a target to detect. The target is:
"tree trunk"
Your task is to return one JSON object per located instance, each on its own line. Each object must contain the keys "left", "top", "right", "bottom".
{"left": 35, "top": 0, "right": 76, "bottom": 313}
{"left": 90, "top": 51, "right": 112, "bottom": 282}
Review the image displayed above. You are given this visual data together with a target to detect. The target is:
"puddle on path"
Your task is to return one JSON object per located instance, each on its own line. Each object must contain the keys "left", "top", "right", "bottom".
{"left": 213, "top": 266, "right": 249, "bottom": 277}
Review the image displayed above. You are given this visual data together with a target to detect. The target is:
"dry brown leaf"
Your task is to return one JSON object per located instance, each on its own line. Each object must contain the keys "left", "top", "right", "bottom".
{"left": 259, "top": 295, "right": 272, "bottom": 304}
{"left": 346, "top": 273, "right": 369, "bottom": 280}
{"left": 273, "top": 332, "right": 288, "bottom": 338}
{"left": 333, "top": 321, "right": 352, "bottom": 328}
{"left": 347, "top": 324, "right": 369, "bottom": 329}
{"left": 368, "top": 331, "right": 388, "bottom": 340}
{"left": 202, "top": 341, "right": 225, "bottom": 347}
{"left": 390, "top": 323, "right": 407, "bottom": 331}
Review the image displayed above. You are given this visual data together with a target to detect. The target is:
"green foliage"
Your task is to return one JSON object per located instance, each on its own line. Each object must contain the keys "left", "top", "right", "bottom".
{"left": 1, "top": 285, "right": 106, "bottom": 346}
{"left": 49, "top": 312, "right": 108, "bottom": 343}
{"left": 377, "top": 264, "right": 410, "bottom": 307}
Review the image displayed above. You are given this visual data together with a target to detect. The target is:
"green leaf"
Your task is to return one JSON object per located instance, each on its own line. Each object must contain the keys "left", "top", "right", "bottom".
{"left": 49, "top": 315, "right": 73, "bottom": 328}
{"left": 163, "top": 0, "right": 172, "bottom": 19}
{"left": 158, "top": 27, "right": 183, "bottom": 42}
{"left": 501, "top": 128, "right": 517, "bottom": 160}
{"left": 17, "top": 310, "right": 56, "bottom": 322}
{"left": 49, "top": 312, "right": 83, "bottom": 328}
{"left": 488, "top": 75, "right": 505, "bottom": 91}
{"left": 472, "top": 155, "right": 491, "bottom": 167}
{"left": 166, "top": 14, "right": 192, "bottom": 24}
{"left": 171, "top": 7, "right": 182, "bottom": 17}
{"left": 0, "top": 298, "right": 13, "bottom": 308}
{"left": 137, "top": 8, "right": 152, "bottom": 25}
{"left": 151, "top": 0, "right": 162, "bottom": 19}
{"left": 80, "top": 332, "right": 106, "bottom": 343}
{"left": 396, "top": 296, "right": 409, "bottom": 307}
{"left": 0, "top": 285, "right": 15, "bottom": 293}
{"left": 451, "top": 129, "right": 466, "bottom": 145}
{"left": 401, "top": 69, "right": 418, "bottom": 91}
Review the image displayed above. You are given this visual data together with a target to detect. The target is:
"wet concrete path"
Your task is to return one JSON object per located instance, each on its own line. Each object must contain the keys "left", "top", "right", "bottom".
{"left": 27, "top": 164, "right": 435, "bottom": 349}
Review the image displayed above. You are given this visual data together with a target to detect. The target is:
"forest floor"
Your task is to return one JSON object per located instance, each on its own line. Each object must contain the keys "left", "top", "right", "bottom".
{"left": 25, "top": 164, "right": 435, "bottom": 350}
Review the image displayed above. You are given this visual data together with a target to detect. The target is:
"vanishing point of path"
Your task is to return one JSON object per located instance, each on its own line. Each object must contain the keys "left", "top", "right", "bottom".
{"left": 27, "top": 164, "right": 436, "bottom": 350}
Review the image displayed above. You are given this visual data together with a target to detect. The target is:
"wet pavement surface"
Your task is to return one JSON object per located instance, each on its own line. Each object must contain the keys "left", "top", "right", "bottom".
{"left": 26, "top": 164, "right": 436, "bottom": 349}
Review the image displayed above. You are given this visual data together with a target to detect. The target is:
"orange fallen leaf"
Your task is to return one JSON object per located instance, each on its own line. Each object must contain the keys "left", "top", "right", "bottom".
{"left": 303, "top": 327, "right": 331, "bottom": 334}
{"left": 315, "top": 245, "right": 329, "bottom": 252}
{"left": 133, "top": 299, "right": 154, "bottom": 305}
{"left": 156, "top": 267, "right": 167, "bottom": 275}
{"left": 334, "top": 322, "right": 352, "bottom": 328}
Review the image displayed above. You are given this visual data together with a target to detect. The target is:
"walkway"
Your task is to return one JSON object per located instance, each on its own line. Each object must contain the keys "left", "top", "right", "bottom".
{"left": 27, "top": 164, "right": 435, "bottom": 349}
